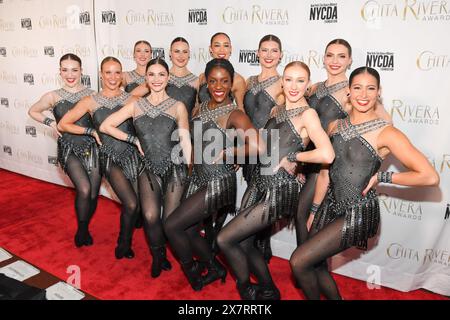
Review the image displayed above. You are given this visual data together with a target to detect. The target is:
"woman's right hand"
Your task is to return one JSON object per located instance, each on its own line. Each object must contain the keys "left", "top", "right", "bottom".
{"left": 50, "top": 121, "right": 62, "bottom": 137}
{"left": 306, "top": 213, "right": 315, "bottom": 232}
{"left": 135, "top": 139, "right": 144, "bottom": 156}
{"left": 92, "top": 130, "right": 102, "bottom": 146}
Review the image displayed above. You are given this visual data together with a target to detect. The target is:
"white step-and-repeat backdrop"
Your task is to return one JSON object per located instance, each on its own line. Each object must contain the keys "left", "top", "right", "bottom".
{"left": 1, "top": 0, "right": 449, "bottom": 296}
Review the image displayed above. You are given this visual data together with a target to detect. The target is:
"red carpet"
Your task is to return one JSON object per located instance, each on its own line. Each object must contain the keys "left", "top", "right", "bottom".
{"left": 0, "top": 168, "right": 447, "bottom": 300}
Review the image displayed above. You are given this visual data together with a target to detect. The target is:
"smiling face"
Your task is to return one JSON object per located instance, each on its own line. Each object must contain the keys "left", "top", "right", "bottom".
{"left": 170, "top": 41, "right": 190, "bottom": 68}
{"left": 206, "top": 66, "right": 232, "bottom": 104}
{"left": 146, "top": 63, "right": 169, "bottom": 93}
{"left": 324, "top": 43, "right": 352, "bottom": 77}
{"left": 60, "top": 59, "right": 82, "bottom": 88}
{"left": 210, "top": 34, "right": 232, "bottom": 60}
{"left": 134, "top": 42, "right": 152, "bottom": 67}
{"left": 258, "top": 40, "right": 282, "bottom": 69}
{"left": 282, "top": 65, "right": 310, "bottom": 104}
{"left": 349, "top": 72, "right": 380, "bottom": 113}
{"left": 101, "top": 60, "right": 122, "bottom": 90}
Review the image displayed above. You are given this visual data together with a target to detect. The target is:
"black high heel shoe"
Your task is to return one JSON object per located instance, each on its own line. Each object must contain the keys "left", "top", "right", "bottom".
{"left": 237, "top": 281, "right": 259, "bottom": 300}
{"left": 150, "top": 246, "right": 172, "bottom": 278}
{"left": 201, "top": 258, "right": 227, "bottom": 286}
{"left": 181, "top": 261, "right": 203, "bottom": 291}
{"left": 256, "top": 284, "right": 280, "bottom": 300}
{"left": 74, "top": 222, "right": 92, "bottom": 247}
{"left": 115, "top": 245, "right": 135, "bottom": 259}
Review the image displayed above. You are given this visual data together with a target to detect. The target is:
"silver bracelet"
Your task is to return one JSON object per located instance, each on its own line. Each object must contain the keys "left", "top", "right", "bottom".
{"left": 43, "top": 117, "right": 54, "bottom": 127}
{"left": 84, "top": 127, "right": 96, "bottom": 136}
{"left": 310, "top": 203, "right": 320, "bottom": 215}
{"left": 126, "top": 134, "right": 138, "bottom": 145}
{"left": 377, "top": 171, "right": 394, "bottom": 184}
{"left": 287, "top": 151, "right": 299, "bottom": 163}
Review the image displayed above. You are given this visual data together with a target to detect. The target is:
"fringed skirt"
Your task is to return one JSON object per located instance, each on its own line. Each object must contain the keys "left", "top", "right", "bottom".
{"left": 57, "top": 135, "right": 98, "bottom": 174}
{"left": 312, "top": 189, "right": 380, "bottom": 250}
{"left": 186, "top": 169, "right": 237, "bottom": 217}
{"left": 250, "top": 168, "right": 302, "bottom": 223}
{"left": 142, "top": 160, "right": 188, "bottom": 195}
{"left": 99, "top": 144, "right": 141, "bottom": 182}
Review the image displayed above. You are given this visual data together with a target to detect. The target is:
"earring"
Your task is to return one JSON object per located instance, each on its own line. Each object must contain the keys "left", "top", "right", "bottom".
{"left": 346, "top": 93, "right": 350, "bottom": 97}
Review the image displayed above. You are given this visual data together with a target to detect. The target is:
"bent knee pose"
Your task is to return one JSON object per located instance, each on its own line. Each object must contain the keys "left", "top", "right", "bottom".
{"left": 28, "top": 54, "right": 100, "bottom": 248}
{"left": 241, "top": 34, "right": 284, "bottom": 263}
{"left": 164, "top": 58, "right": 261, "bottom": 291}
{"left": 290, "top": 67, "right": 439, "bottom": 300}
{"left": 58, "top": 57, "right": 140, "bottom": 260}
{"left": 197, "top": 32, "right": 248, "bottom": 250}
{"left": 217, "top": 61, "right": 334, "bottom": 300}
{"left": 101, "top": 57, "right": 192, "bottom": 278}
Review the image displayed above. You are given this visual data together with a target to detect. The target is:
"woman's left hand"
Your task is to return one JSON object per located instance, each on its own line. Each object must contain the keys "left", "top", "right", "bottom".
{"left": 273, "top": 156, "right": 297, "bottom": 175}
{"left": 362, "top": 174, "right": 378, "bottom": 196}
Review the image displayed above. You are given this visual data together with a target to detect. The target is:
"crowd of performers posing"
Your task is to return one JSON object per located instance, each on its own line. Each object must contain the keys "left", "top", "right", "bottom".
{"left": 29, "top": 34, "right": 439, "bottom": 300}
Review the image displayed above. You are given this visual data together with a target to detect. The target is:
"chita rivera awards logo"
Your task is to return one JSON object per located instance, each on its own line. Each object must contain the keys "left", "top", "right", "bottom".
{"left": 222, "top": 4, "right": 289, "bottom": 25}
{"left": 379, "top": 194, "right": 423, "bottom": 221}
{"left": 126, "top": 9, "right": 174, "bottom": 26}
{"left": 0, "top": 120, "right": 20, "bottom": 135}
{"left": 309, "top": 3, "right": 338, "bottom": 23}
{"left": 60, "top": 44, "right": 91, "bottom": 58}
{"left": 387, "top": 243, "right": 450, "bottom": 266}
{"left": 366, "top": 52, "right": 394, "bottom": 71}
{"left": 12, "top": 46, "right": 38, "bottom": 58}
{"left": 428, "top": 154, "right": 450, "bottom": 174}
{"left": 280, "top": 49, "right": 324, "bottom": 69}
{"left": 389, "top": 99, "right": 439, "bottom": 125}
{"left": 188, "top": 9, "right": 207, "bottom": 25}
{"left": 361, "top": 0, "right": 450, "bottom": 22}
{"left": 239, "top": 50, "right": 259, "bottom": 66}
{"left": 0, "top": 71, "right": 18, "bottom": 84}
{"left": 417, "top": 51, "right": 450, "bottom": 70}
{"left": 39, "top": 15, "right": 69, "bottom": 29}
{"left": 101, "top": 44, "right": 133, "bottom": 60}
{"left": 0, "top": 18, "right": 15, "bottom": 31}
{"left": 191, "top": 47, "right": 210, "bottom": 64}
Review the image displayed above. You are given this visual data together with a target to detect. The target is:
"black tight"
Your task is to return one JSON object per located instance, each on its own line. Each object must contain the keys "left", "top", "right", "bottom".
{"left": 216, "top": 202, "right": 277, "bottom": 287}
{"left": 295, "top": 172, "right": 318, "bottom": 245}
{"left": 105, "top": 163, "right": 138, "bottom": 248}
{"left": 164, "top": 188, "right": 215, "bottom": 264}
{"left": 65, "top": 154, "right": 101, "bottom": 238}
{"left": 139, "top": 171, "right": 185, "bottom": 248}
{"left": 289, "top": 216, "right": 346, "bottom": 300}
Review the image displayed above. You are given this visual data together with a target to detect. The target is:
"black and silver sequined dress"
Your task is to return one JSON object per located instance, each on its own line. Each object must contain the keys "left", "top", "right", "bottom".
{"left": 124, "top": 70, "right": 145, "bottom": 93}
{"left": 186, "top": 102, "right": 238, "bottom": 215}
{"left": 312, "top": 117, "right": 389, "bottom": 250}
{"left": 133, "top": 97, "right": 188, "bottom": 189}
{"left": 242, "top": 75, "right": 279, "bottom": 183}
{"left": 91, "top": 91, "right": 140, "bottom": 181}
{"left": 197, "top": 82, "right": 210, "bottom": 104}
{"left": 166, "top": 73, "right": 198, "bottom": 119}
{"left": 52, "top": 88, "right": 97, "bottom": 173}
{"left": 244, "top": 105, "right": 307, "bottom": 223}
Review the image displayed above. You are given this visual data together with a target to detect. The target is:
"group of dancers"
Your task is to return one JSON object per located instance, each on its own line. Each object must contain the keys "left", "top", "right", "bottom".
{"left": 28, "top": 33, "right": 439, "bottom": 300}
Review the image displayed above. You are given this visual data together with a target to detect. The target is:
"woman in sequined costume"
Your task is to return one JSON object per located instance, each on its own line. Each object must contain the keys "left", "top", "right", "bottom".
{"left": 164, "top": 58, "right": 261, "bottom": 291}
{"left": 122, "top": 40, "right": 152, "bottom": 93}
{"left": 217, "top": 62, "right": 335, "bottom": 300}
{"left": 29, "top": 54, "right": 100, "bottom": 248}
{"left": 58, "top": 57, "right": 140, "bottom": 260}
{"left": 241, "top": 34, "right": 284, "bottom": 263}
{"left": 196, "top": 32, "right": 247, "bottom": 253}
{"left": 296, "top": 39, "right": 392, "bottom": 246}
{"left": 100, "top": 58, "right": 191, "bottom": 278}
{"left": 290, "top": 67, "right": 439, "bottom": 300}
{"left": 131, "top": 37, "right": 199, "bottom": 120}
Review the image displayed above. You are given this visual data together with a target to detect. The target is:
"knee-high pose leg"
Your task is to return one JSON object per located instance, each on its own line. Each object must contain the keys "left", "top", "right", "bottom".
{"left": 106, "top": 164, "right": 138, "bottom": 259}
{"left": 289, "top": 216, "right": 347, "bottom": 300}
{"left": 66, "top": 154, "right": 99, "bottom": 247}
{"left": 217, "top": 203, "right": 280, "bottom": 299}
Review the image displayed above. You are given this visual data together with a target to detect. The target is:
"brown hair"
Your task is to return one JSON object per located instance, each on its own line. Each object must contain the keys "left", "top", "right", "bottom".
{"left": 100, "top": 56, "right": 121, "bottom": 71}
{"left": 325, "top": 38, "right": 352, "bottom": 57}
{"left": 258, "top": 34, "right": 282, "bottom": 52}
